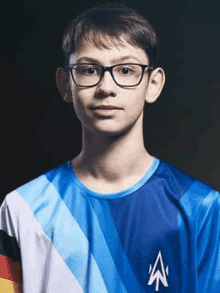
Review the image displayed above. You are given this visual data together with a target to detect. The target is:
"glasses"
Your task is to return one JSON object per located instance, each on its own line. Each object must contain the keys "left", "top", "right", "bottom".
{"left": 64, "top": 63, "right": 153, "bottom": 88}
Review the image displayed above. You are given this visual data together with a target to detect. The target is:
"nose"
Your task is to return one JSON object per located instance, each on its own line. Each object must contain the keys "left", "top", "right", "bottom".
{"left": 97, "top": 71, "right": 117, "bottom": 97}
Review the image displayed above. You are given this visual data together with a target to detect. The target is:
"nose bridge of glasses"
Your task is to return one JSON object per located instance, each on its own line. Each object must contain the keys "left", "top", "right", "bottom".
{"left": 100, "top": 66, "right": 115, "bottom": 83}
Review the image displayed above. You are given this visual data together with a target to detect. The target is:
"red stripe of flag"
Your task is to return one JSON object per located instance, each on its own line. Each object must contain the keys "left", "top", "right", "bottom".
{"left": 0, "top": 255, "right": 22, "bottom": 284}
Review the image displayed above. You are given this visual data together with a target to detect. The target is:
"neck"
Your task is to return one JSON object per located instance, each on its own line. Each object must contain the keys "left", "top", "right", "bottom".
{"left": 72, "top": 119, "right": 153, "bottom": 185}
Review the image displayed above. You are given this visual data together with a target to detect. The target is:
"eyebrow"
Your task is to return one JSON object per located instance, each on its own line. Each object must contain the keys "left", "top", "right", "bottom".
{"left": 76, "top": 55, "right": 142, "bottom": 64}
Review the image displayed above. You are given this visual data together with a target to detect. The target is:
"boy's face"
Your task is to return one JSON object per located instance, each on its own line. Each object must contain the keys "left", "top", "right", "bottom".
{"left": 60, "top": 36, "right": 165, "bottom": 137}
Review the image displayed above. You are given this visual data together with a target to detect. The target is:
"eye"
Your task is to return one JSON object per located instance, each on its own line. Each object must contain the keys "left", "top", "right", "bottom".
{"left": 123, "top": 68, "right": 130, "bottom": 74}
{"left": 117, "top": 65, "right": 135, "bottom": 75}
{"left": 85, "top": 67, "right": 97, "bottom": 75}
{"left": 74, "top": 65, "right": 99, "bottom": 75}
{"left": 81, "top": 66, "right": 98, "bottom": 75}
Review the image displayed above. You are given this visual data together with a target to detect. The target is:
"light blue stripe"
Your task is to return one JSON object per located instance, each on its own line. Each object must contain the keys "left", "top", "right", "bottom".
{"left": 89, "top": 197, "right": 145, "bottom": 293}
{"left": 46, "top": 164, "right": 145, "bottom": 293}
{"left": 46, "top": 167, "right": 128, "bottom": 293}
{"left": 178, "top": 181, "right": 215, "bottom": 292}
{"left": 17, "top": 175, "right": 108, "bottom": 293}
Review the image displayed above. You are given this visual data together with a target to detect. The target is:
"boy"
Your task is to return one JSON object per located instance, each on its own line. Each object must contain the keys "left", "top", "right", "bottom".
{"left": 0, "top": 3, "right": 219, "bottom": 292}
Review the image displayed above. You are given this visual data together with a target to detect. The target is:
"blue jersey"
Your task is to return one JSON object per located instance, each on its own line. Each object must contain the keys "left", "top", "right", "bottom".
{"left": 0, "top": 158, "right": 219, "bottom": 292}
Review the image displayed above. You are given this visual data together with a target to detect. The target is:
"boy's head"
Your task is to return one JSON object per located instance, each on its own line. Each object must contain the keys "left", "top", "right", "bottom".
{"left": 56, "top": 3, "right": 165, "bottom": 137}
{"left": 62, "top": 3, "right": 158, "bottom": 67}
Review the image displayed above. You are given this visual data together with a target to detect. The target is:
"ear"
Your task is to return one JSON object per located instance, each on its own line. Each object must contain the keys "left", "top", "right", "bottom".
{"left": 145, "top": 67, "right": 165, "bottom": 104}
{"left": 56, "top": 67, "right": 72, "bottom": 103}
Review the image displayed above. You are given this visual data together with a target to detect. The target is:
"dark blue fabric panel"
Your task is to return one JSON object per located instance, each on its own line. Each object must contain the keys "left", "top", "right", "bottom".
{"left": 0, "top": 230, "right": 21, "bottom": 261}
{"left": 107, "top": 161, "right": 195, "bottom": 292}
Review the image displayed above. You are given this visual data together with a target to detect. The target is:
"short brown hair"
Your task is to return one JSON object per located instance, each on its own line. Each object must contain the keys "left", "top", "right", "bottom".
{"left": 62, "top": 3, "right": 158, "bottom": 67}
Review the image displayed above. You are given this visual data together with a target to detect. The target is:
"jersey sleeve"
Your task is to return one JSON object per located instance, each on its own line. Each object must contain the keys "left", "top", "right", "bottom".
{"left": 197, "top": 190, "right": 220, "bottom": 292}
{"left": 0, "top": 195, "right": 23, "bottom": 293}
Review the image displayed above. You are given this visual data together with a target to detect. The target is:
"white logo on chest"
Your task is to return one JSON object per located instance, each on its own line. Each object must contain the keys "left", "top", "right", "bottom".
{"left": 148, "top": 251, "right": 169, "bottom": 291}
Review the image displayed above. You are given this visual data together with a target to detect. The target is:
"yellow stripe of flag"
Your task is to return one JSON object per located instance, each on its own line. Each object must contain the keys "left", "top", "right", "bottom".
{"left": 0, "top": 278, "right": 22, "bottom": 293}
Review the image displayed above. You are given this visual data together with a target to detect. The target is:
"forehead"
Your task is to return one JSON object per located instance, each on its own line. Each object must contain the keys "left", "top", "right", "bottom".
{"left": 69, "top": 35, "right": 149, "bottom": 65}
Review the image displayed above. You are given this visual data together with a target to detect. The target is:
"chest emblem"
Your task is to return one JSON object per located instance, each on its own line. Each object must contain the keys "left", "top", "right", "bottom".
{"left": 148, "top": 251, "right": 169, "bottom": 291}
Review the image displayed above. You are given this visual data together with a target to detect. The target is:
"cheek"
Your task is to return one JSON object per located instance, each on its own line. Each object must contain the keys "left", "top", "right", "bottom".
{"left": 71, "top": 89, "right": 93, "bottom": 122}
{"left": 126, "top": 88, "right": 147, "bottom": 112}
{"left": 72, "top": 97, "right": 87, "bottom": 123}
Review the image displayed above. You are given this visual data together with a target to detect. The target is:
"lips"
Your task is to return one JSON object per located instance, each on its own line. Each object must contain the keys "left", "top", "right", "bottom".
{"left": 90, "top": 105, "right": 122, "bottom": 110}
{"left": 89, "top": 105, "right": 122, "bottom": 119}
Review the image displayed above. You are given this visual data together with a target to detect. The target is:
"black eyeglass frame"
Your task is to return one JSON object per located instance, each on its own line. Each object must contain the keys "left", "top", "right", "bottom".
{"left": 63, "top": 63, "right": 154, "bottom": 88}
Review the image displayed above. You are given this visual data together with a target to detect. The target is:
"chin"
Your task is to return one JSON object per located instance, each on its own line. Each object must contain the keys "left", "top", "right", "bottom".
{"left": 92, "top": 123, "right": 133, "bottom": 138}
{"left": 84, "top": 116, "right": 140, "bottom": 138}
{"left": 95, "top": 128, "right": 123, "bottom": 137}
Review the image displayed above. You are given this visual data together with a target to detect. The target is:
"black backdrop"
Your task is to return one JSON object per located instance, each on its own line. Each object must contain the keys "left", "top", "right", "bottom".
{"left": 1, "top": 0, "right": 220, "bottom": 203}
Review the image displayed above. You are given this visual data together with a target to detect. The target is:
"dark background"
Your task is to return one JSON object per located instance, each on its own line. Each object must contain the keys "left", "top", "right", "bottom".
{"left": 1, "top": 0, "right": 220, "bottom": 204}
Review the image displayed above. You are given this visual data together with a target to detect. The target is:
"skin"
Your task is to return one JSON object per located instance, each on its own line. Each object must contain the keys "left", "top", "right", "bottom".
{"left": 56, "top": 36, "right": 165, "bottom": 193}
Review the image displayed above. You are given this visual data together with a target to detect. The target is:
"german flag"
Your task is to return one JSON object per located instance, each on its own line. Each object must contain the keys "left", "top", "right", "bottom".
{"left": 0, "top": 230, "right": 22, "bottom": 292}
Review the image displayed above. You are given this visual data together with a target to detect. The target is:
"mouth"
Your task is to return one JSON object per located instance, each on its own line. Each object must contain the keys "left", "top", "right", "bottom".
{"left": 89, "top": 105, "right": 123, "bottom": 119}
{"left": 90, "top": 105, "right": 122, "bottom": 110}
